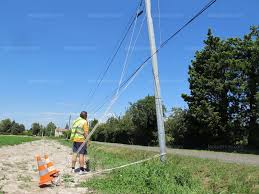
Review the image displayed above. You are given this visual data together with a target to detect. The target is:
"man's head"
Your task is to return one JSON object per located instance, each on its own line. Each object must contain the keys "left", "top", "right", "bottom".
{"left": 80, "top": 111, "right": 87, "bottom": 120}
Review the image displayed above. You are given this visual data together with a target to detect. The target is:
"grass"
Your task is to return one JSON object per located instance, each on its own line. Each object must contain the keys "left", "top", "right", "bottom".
{"left": 0, "top": 135, "right": 39, "bottom": 147}
{"left": 58, "top": 139, "right": 259, "bottom": 194}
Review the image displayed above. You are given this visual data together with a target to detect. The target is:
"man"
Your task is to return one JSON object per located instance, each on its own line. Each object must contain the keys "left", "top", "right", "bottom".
{"left": 70, "top": 111, "right": 90, "bottom": 175}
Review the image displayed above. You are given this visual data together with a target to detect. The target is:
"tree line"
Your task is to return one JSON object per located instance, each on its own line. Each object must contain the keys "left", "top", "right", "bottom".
{"left": 0, "top": 119, "right": 57, "bottom": 137}
{"left": 29, "top": 122, "right": 57, "bottom": 136}
{"left": 91, "top": 95, "right": 160, "bottom": 145}
{"left": 91, "top": 26, "right": 259, "bottom": 149}
{"left": 0, "top": 119, "right": 25, "bottom": 135}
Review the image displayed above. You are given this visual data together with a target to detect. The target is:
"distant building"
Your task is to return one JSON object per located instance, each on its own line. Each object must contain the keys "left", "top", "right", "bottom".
{"left": 55, "top": 128, "right": 68, "bottom": 137}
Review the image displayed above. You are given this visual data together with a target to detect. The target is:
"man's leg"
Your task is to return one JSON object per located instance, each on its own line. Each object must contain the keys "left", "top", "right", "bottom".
{"left": 72, "top": 153, "right": 77, "bottom": 169}
{"left": 79, "top": 154, "right": 85, "bottom": 169}
{"left": 71, "top": 142, "right": 78, "bottom": 171}
{"left": 79, "top": 154, "right": 85, "bottom": 171}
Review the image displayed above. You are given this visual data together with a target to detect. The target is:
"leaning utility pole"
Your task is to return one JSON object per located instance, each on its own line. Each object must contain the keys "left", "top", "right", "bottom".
{"left": 144, "top": 0, "right": 166, "bottom": 161}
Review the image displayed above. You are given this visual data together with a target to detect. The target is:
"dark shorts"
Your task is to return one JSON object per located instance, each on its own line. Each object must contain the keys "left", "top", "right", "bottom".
{"left": 72, "top": 142, "right": 87, "bottom": 155}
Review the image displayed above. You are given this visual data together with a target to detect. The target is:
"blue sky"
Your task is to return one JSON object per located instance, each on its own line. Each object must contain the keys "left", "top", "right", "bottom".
{"left": 0, "top": 0, "right": 258, "bottom": 128}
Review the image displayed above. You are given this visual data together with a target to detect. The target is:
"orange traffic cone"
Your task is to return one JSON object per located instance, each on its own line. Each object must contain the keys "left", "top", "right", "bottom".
{"left": 35, "top": 155, "right": 53, "bottom": 186}
{"left": 44, "top": 154, "right": 59, "bottom": 177}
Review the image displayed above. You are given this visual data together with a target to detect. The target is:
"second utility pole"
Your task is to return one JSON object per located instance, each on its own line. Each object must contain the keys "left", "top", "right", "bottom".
{"left": 144, "top": 0, "right": 166, "bottom": 161}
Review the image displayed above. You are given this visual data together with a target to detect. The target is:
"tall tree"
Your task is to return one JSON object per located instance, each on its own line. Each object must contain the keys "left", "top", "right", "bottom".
{"left": 182, "top": 29, "right": 232, "bottom": 147}
{"left": 182, "top": 27, "right": 259, "bottom": 147}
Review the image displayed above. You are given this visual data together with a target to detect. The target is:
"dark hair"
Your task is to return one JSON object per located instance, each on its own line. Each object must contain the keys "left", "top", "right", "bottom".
{"left": 80, "top": 111, "right": 87, "bottom": 119}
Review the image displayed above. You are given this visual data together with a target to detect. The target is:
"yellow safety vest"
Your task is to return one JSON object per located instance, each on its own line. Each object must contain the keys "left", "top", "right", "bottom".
{"left": 70, "top": 117, "right": 87, "bottom": 142}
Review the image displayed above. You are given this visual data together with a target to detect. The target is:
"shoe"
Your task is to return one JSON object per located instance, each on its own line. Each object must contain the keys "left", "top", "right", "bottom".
{"left": 79, "top": 170, "right": 87, "bottom": 175}
{"left": 71, "top": 169, "right": 76, "bottom": 173}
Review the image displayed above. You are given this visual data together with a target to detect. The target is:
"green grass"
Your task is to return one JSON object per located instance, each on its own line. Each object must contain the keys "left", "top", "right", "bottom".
{"left": 58, "top": 139, "right": 259, "bottom": 194}
{"left": 0, "top": 135, "right": 39, "bottom": 147}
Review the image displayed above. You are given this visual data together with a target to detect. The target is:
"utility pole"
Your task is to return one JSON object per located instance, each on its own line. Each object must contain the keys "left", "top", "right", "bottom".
{"left": 144, "top": 0, "right": 166, "bottom": 161}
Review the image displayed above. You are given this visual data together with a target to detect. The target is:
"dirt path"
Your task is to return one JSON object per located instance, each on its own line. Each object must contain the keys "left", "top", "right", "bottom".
{"left": 0, "top": 140, "right": 92, "bottom": 194}
{"left": 95, "top": 141, "right": 259, "bottom": 166}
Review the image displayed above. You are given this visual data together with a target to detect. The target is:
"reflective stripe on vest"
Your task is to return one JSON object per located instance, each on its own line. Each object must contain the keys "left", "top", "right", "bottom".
{"left": 70, "top": 117, "right": 86, "bottom": 141}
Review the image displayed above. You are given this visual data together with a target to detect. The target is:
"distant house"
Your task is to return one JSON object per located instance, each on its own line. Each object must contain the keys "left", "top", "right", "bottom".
{"left": 55, "top": 128, "right": 68, "bottom": 137}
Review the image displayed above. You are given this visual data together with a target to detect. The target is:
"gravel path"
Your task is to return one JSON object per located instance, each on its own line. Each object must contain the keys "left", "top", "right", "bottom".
{"left": 0, "top": 140, "right": 92, "bottom": 194}
{"left": 94, "top": 141, "right": 259, "bottom": 166}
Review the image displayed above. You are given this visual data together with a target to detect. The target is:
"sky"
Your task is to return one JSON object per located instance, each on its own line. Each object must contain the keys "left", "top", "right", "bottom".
{"left": 0, "top": 0, "right": 258, "bottom": 128}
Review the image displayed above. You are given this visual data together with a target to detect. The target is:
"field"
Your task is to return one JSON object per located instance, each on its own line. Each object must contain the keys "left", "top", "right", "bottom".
{"left": 0, "top": 135, "right": 39, "bottom": 147}
{"left": 59, "top": 139, "right": 259, "bottom": 194}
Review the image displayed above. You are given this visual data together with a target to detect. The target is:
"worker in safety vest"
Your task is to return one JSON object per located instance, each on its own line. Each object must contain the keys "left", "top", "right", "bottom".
{"left": 70, "top": 111, "right": 90, "bottom": 175}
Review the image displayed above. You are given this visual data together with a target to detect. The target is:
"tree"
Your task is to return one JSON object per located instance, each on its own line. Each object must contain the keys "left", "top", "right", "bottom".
{"left": 10, "top": 122, "right": 25, "bottom": 135}
{"left": 0, "top": 119, "right": 12, "bottom": 134}
{"left": 182, "top": 29, "right": 232, "bottom": 147}
{"left": 19, "top": 124, "right": 26, "bottom": 134}
{"left": 182, "top": 27, "right": 259, "bottom": 148}
{"left": 165, "top": 108, "right": 188, "bottom": 146}
{"left": 31, "top": 123, "right": 42, "bottom": 136}
{"left": 90, "top": 119, "right": 98, "bottom": 130}
{"left": 0, "top": 119, "right": 26, "bottom": 135}
{"left": 91, "top": 95, "right": 163, "bottom": 145}
{"left": 245, "top": 26, "right": 259, "bottom": 147}
{"left": 45, "top": 122, "right": 56, "bottom": 136}
{"left": 127, "top": 95, "right": 162, "bottom": 145}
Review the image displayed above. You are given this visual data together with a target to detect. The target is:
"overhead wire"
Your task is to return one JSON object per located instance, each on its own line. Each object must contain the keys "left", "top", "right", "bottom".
{"left": 101, "top": 3, "right": 142, "bottom": 120}
{"left": 115, "top": 5, "right": 140, "bottom": 98}
{"left": 83, "top": 0, "right": 144, "bottom": 112}
{"left": 91, "top": 10, "right": 147, "bottom": 116}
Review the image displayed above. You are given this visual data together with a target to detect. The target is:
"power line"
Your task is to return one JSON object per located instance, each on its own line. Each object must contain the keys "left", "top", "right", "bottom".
{"left": 91, "top": 12, "right": 146, "bottom": 116}
{"left": 90, "top": 0, "right": 217, "bottom": 115}
{"left": 84, "top": 0, "right": 144, "bottom": 111}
